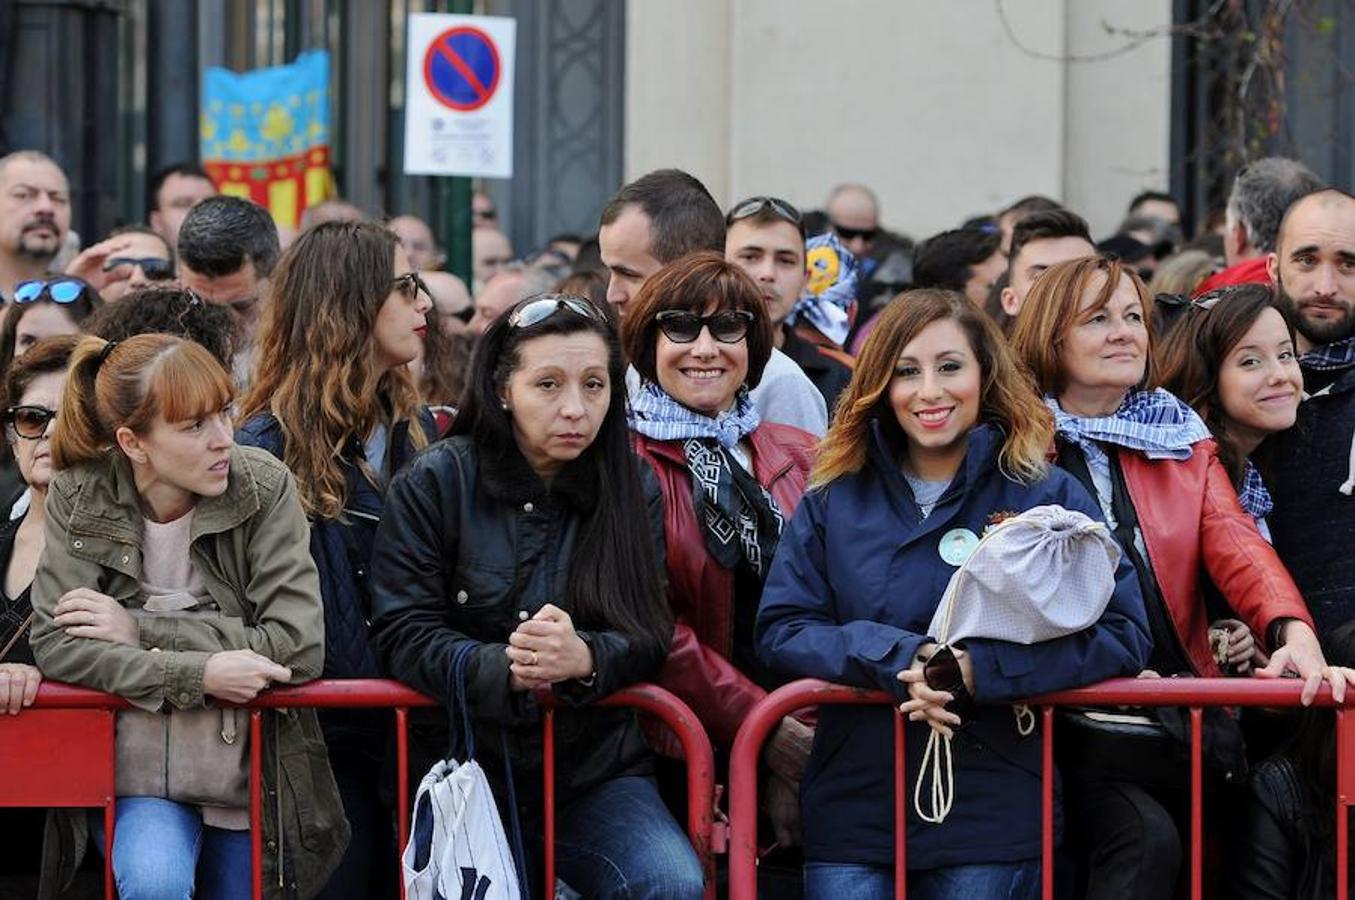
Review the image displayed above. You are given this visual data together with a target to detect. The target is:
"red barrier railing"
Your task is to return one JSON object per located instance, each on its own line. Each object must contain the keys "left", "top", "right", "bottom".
{"left": 0, "top": 678, "right": 716, "bottom": 900}
{"left": 727, "top": 677, "right": 1354, "bottom": 900}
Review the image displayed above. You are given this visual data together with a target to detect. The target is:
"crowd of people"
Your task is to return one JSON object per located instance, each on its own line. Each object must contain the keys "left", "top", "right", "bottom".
{"left": 0, "top": 146, "right": 1354, "bottom": 899}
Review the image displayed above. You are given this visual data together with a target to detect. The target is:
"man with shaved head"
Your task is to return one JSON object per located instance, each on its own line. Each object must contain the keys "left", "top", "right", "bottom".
{"left": 1264, "top": 188, "right": 1355, "bottom": 637}
{"left": 0, "top": 151, "right": 70, "bottom": 297}
{"left": 823, "top": 182, "right": 913, "bottom": 310}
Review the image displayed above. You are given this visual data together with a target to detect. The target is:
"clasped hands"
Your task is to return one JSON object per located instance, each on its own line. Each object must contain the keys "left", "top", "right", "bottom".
{"left": 504, "top": 603, "right": 594, "bottom": 691}
{"left": 897, "top": 641, "right": 975, "bottom": 739}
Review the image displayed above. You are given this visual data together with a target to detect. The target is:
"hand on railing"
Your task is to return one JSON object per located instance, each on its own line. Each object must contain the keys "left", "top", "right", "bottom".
{"left": 1257, "top": 620, "right": 1355, "bottom": 704}
{"left": 203, "top": 650, "right": 292, "bottom": 703}
{"left": 0, "top": 663, "right": 40, "bottom": 714}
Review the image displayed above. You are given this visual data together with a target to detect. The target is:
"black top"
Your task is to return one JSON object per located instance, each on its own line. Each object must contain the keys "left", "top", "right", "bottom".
{"left": 0, "top": 516, "right": 35, "bottom": 666}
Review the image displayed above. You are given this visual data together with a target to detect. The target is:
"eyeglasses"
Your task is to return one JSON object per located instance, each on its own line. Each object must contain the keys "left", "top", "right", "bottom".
{"left": 13, "top": 279, "right": 88, "bottom": 305}
{"left": 655, "top": 309, "right": 755, "bottom": 344}
{"left": 103, "top": 257, "right": 174, "bottom": 281}
{"left": 392, "top": 271, "right": 431, "bottom": 302}
{"left": 507, "top": 295, "right": 605, "bottom": 330}
{"left": 5, "top": 405, "right": 56, "bottom": 440}
{"left": 831, "top": 222, "right": 880, "bottom": 242}
{"left": 727, "top": 196, "right": 803, "bottom": 228}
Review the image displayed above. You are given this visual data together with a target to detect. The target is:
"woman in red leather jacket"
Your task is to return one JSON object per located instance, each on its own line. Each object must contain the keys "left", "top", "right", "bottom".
{"left": 620, "top": 252, "right": 817, "bottom": 847}
{"left": 1010, "top": 255, "right": 1350, "bottom": 900}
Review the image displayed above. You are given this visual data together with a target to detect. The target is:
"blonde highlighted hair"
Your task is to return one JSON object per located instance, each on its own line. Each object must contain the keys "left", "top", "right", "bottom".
{"left": 51, "top": 334, "right": 235, "bottom": 470}
{"left": 812, "top": 289, "right": 1052, "bottom": 488}
{"left": 236, "top": 220, "right": 427, "bottom": 520}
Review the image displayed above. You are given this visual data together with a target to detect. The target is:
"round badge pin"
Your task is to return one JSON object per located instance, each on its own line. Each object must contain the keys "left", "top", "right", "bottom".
{"left": 939, "top": 528, "right": 980, "bottom": 566}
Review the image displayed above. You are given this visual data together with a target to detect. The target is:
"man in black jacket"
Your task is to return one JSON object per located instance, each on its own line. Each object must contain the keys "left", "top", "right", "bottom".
{"left": 1266, "top": 188, "right": 1355, "bottom": 638}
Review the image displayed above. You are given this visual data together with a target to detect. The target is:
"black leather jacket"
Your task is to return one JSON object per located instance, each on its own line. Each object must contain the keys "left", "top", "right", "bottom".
{"left": 368, "top": 436, "right": 668, "bottom": 809}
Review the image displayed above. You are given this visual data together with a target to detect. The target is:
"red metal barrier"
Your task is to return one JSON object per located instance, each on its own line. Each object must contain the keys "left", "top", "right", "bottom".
{"left": 727, "top": 677, "right": 1354, "bottom": 900}
{"left": 0, "top": 678, "right": 716, "bottom": 900}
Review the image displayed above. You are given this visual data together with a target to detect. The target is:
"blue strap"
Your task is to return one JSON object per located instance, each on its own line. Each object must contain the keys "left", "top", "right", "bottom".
{"left": 445, "top": 642, "right": 478, "bottom": 760}
{"left": 500, "top": 728, "right": 530, "bottom": 893}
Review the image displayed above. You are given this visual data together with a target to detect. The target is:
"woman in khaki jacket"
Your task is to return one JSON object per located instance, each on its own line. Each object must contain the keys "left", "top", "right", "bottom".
{"left": 28, "top": 333, "right": 348, "bottom": 899}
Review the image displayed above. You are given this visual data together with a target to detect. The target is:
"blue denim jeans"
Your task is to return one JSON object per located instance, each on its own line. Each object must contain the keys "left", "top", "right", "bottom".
{"left": 804, "top": 859, "right": 1041, "bottom": 900}
{"left": 550, "top": 775, "right": 704, "bottom": 900}
{"left": 90, "top": 797, "right": 251, "bottom": 900}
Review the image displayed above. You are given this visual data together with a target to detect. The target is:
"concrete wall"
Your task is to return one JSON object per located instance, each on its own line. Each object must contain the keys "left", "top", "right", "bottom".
{"left": 624, "top": 0, "right": 1172, "bottom": 242}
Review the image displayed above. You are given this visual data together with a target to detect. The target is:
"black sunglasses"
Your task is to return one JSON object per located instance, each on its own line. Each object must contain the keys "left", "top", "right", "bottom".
{"left": 393, "top": 271, "right": 431, "bottom": 302}
{"left": 103, "top": 256, "right": 174, "bottom": 281}
{"left": 655, "top": 309, "right": 755, "bottom": 344}
{"left": 831, "top": 222, "right": 879, "bottom": 242}
{"left": 507, "top": 295, "right": 605, "bottom": 330}
{"left": 5, "top": 405, "right": 56, "bottom": 440}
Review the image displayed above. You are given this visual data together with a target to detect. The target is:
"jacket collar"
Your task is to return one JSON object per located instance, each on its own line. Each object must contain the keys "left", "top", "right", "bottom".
{"left": 639, "top": 424, "right": 798, "bottom": 486}
{"left": 866, "top": 418, "right": 1005, "bottom": 521}
{"left": 67, "top": 446, "right": 262, "bottom": 545}
{"left": 478, "top": 439, "right": 598, "bottom": 512}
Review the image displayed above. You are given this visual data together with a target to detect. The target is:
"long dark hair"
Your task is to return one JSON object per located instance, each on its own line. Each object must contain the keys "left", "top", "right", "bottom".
{"left": 453, "top": 293, "right": 671, "bottom": 654}
{"left": 1155, "top": 283, "right": 1296, "bottom": 486}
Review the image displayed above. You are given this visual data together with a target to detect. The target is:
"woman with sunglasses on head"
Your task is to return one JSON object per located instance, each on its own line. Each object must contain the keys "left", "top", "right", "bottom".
{"left": 370, "top": 294, "right": 702, "bottom": 899}
{"left": 619, "top": 252, "right": 818, "bottom": 851}
{"left": 1009, "top": 256, "right": 1343, "bottom": 900}
{"left": 755, "top": 289, "right": 1149, "bottom": 899}
{"left": 28, "top": 333, "right": 344, "bottom": 900}
{"left": 0, "top": 276, "right": 103, "bottom": 516}
{"left": 236, "top": 219, "right": 435, "bottom": 900}
{"left": 0, "top": 275, "right": 102, "bottom": 379}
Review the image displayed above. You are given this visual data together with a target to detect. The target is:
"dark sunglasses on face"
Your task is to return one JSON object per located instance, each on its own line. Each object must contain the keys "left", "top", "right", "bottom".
{"left": 392, "top": 271, "right": 432, "bottom": 302}
{"left": 655, "top": 309, "right": 755, "bottom": 344}
{"left": 507, "top": 295, "right": 605, "bottom": 330}
{"left": 13, "top": 279, "right": 87, "bottom": 305}
{"left": 831, "top": 222, "right": 880, "bottom": 242}
{"left": 727, "top": 196, "right": 803, "bottom": 228}
{"left": 103, "top": 257, "right": 174, "bottom": 281}
{"left": 5, "top": 405, "right": 56, "bottom": 440}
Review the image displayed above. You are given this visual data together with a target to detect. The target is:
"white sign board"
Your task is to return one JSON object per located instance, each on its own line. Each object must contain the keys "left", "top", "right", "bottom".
{"left": 403, "top": 13, "right": 515, "bottom": 178}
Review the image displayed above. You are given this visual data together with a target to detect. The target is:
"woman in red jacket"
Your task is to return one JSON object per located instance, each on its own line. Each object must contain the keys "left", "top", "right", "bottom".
{"left": 620, "top": 252, "right": 816, "bottom": 847}
{"left": 1010, "top": 255, "right": 1349, "bottom": 900}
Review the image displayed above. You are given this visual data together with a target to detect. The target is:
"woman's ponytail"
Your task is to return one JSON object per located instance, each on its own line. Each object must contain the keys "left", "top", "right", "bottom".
{"left": 50, "top": 336, "right": 116, "bottom": 470}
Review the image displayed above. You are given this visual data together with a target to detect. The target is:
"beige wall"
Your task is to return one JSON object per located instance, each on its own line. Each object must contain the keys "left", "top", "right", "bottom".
{"left": 625, "top": 0, "right": 1172, "bottom": 241}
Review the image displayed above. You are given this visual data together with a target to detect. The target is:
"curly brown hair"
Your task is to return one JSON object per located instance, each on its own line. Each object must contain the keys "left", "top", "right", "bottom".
{"left": 236, "top": 221, "right": 427, "bottom": 520}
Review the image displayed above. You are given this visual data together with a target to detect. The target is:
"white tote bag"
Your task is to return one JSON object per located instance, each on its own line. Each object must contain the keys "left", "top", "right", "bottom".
{"left": 403, "top": 645, "right": 523, "bottom": 900}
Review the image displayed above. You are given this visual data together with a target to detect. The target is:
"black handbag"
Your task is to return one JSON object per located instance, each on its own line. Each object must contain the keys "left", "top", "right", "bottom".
{"left": 1056, "top": 703, "right": 1248, "bottom": 787}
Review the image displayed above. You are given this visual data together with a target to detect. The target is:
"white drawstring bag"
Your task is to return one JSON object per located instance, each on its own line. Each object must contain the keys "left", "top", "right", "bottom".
{"left": 915, "top": 505, "right": 1121, "bottom": 824}
{"left": 403, "top": 646, "right": 523, "bottom": 900}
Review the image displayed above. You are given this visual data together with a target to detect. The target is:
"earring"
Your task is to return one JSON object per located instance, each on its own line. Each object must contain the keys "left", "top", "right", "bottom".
{"left": 500, "top": 401, "right": 510, "bottom": 411}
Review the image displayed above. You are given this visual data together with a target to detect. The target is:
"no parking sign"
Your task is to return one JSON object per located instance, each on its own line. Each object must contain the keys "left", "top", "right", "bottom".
{"left": 404, "top": 14, "right": 515, "bottom": 178}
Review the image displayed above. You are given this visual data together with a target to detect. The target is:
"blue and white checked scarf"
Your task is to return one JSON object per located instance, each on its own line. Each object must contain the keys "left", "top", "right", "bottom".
{"left": 1237, "top": 460, "right": 1274, "bottom": 522}
{"left": 1299, "top": 335, "right": 1355, "bottom": 372}
{"left": 1046, "top": 389, "right": 1211, "bottom": 461}
{"left": 628, "top": 380, "right": 761, "bottom": 448}
{"left": 787, "top": 232, "right": 858, "bottom": 346}
{"left": 628, "top": 380, "right": 782, "bottom": 576}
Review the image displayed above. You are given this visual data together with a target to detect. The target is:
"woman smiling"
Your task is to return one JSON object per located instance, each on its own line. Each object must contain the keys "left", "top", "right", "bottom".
{"left": 620, "top": 252, "right": 818, "bottom": 847}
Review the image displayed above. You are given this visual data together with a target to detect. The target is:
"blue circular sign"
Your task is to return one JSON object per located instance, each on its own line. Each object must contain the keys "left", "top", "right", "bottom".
{"left": 423, "top": 26, "right": 501, "bottom": 112}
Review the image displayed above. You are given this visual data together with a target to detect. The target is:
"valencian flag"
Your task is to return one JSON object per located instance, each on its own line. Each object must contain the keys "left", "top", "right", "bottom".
{"left": 200, "top": 49, "right": 334, "bottom": 230}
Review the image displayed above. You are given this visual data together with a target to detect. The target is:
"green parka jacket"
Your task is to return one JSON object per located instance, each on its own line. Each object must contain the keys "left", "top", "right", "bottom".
{"left": 28, "top": 444, "right": 349, "bottom": 899}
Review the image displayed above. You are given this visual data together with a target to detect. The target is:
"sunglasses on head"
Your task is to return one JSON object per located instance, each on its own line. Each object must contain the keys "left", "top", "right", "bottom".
{"left": 831, "top": 222, "right": 879, "bottom": 242}
{"left": 13, "top": 279, "right": 88, "bottom": 305}
{"left": 728, "top": 196, "right": 803, "bottom": 228}
{"left": 392, "top": 271, "right": 432, "bottom": 303}
{"left": 5, "top": 404, "right": 56, "bottom": 440}
{"left": 655, "top": 309, "right": 755, "bottom": 344}
{"left": 102, "top": 257, "right": 174, "bottom": 281}
{"left": 507, "top": 295, "right": 605, "bottom": 330}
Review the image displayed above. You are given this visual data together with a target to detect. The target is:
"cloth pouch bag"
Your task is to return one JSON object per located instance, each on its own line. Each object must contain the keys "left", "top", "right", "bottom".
{"left": 916, "top": 505, "right": 1121, "bottom": 823}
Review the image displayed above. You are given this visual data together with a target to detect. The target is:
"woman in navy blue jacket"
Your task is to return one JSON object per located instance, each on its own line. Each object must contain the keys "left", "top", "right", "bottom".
{"left": 755, "top": 289, "right": 1151, "bottom": 899}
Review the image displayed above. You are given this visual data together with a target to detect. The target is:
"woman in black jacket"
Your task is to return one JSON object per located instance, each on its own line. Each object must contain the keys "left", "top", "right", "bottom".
{"left": 370, "top": 294, "right": 703, "bottom": 900}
